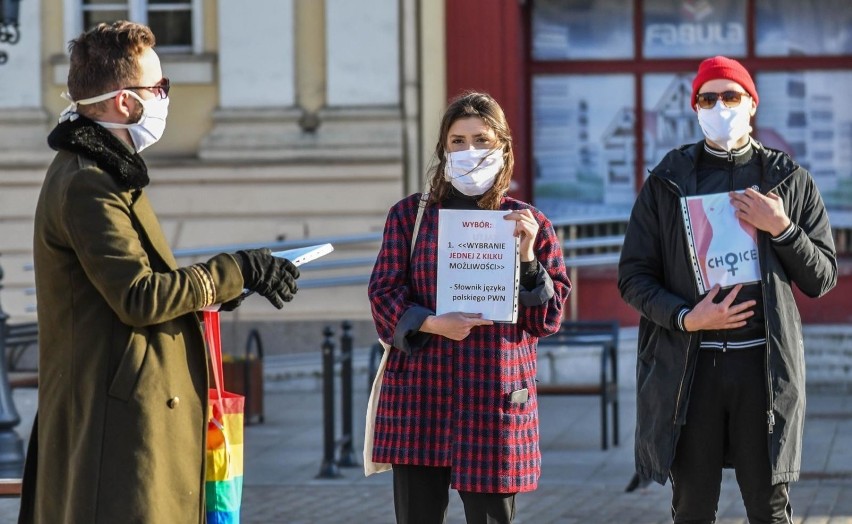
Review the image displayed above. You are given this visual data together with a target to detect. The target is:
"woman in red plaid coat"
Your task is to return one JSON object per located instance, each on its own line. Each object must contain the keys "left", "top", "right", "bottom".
{"left": 368, "top": 92, "right": 572, "bottom": 523}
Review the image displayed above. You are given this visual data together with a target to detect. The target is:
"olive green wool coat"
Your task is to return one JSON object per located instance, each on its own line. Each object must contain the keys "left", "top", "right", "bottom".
{"left": 20, "top": 147, "right": 244, "bottom": 523}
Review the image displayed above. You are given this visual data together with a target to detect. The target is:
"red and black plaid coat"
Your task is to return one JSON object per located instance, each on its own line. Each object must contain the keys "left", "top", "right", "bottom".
{"left": 368, "top": 193, "right": 571, "bottom": 493}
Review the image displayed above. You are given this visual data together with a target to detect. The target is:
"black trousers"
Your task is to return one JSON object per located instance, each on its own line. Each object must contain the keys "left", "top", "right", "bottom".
{"left": 670, "top": 348, "right": 793, "bottom": 524}
{"left": 392, "top": 464, "right": 516, "bottom": 524}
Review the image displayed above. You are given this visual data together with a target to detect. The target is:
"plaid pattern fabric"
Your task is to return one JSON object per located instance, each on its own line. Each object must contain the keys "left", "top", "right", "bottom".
{"left": 368, "top": 194, "right": 571, "bottom": 493}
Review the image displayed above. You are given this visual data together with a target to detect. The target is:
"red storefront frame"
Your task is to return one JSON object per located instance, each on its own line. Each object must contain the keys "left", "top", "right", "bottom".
{"left": 445, "top": 0, "right": 852, "bottom": 325}
{"left": 444, "top": 0, "right": 531, "bottom": 203}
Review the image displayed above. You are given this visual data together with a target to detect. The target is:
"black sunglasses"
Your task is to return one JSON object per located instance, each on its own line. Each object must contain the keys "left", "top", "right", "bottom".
{"left": 696, "top": 90, "right": 749, "bottom": 110}
{"left": 124, "top": 77, "right": 170, "bottom": 99}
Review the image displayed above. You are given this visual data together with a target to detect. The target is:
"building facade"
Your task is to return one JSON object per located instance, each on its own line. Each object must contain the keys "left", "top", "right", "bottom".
{"left": 1, "top": 0, "right": 850, "bottom": 333}
{"left": 444, "top": 0, "right": 852, "bottom": 325}
{"left": 0, "top": 0, "right": 446, "bottom": 334}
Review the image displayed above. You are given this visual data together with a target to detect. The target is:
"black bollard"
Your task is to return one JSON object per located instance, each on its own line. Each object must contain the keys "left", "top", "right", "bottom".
{"left": 316, "top": 326, "right": 341, "bottom": 479}
{"left": 337, "top": 321, "right": 359, "bottom": 467}
{"left": 244, "top": 329, "right": 265, "bottom": 425}
{"left": 0, "top": 262, "right": 25, "bottom": 476}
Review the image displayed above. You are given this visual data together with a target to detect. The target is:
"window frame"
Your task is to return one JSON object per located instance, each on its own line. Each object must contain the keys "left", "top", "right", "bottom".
{"left": 65, "top": 0, "right": 203, "bottom": 55}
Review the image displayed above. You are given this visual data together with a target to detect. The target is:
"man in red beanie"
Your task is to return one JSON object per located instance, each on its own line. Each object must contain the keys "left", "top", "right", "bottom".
{"left": 619, "top": 56, "right": 837, "bottom": 523}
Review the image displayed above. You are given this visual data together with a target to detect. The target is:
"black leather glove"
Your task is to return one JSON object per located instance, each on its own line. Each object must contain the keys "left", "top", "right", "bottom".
{"left": 219, "top": 293, "right": 247, "bottom": 312}
{"left": 232, "top": 248, "right": 300, "bottom": 309}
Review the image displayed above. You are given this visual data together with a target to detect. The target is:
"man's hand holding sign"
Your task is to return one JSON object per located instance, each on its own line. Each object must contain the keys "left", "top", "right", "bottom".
{"left": 729, "top": 187, "right": 791, "bottom": 237}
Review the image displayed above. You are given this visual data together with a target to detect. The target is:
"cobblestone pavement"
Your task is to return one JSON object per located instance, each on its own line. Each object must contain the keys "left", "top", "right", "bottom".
{"left": 2, "top": 371, "right": 851, "bottom": 523}
{"left": 237, "top": 387, "right": 852, "bottom": 524}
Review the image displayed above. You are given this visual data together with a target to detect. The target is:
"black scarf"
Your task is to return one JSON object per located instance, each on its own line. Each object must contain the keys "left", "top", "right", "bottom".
{"left": 47, "top": 115, "right": 149, "bottom": 190}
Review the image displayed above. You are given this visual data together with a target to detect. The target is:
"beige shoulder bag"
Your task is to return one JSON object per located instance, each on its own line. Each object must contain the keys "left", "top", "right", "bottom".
{"left": 364, "top": 192, "right": 428, "bottom": 476}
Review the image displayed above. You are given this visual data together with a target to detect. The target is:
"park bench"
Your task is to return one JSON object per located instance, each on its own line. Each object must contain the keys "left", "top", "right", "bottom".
{"left": 0, "top": 478, "right": 21, "bottom": 497}
{"left": 536, "top": 320, "right": 619, "bottom": 450}
{"left": 0, "top": 321, "right": 35, "bottom": 499}
{"left": 0, "top": 281, "right": 39, "bottom": 498}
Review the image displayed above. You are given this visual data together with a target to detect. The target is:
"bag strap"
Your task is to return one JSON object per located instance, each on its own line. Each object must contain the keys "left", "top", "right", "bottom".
{"left": 378, "top": 192, "right": 428, "bottom": 352}
{"left": 410, "top": 192, "right": 429, "bottom": 259}
{"left": 203, "top": 310, "right": 225, "bottom": 419}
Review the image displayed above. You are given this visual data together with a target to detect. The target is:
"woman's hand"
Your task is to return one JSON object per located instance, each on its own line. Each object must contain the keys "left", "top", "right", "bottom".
{"left": 503, "top": 209, "right": 539, "bottom": 262}
{"left": 421, "top": 312, "right": 493, "bottom": 341}
{"left": 683, "top": 284, "right": 756, "bottom": 332}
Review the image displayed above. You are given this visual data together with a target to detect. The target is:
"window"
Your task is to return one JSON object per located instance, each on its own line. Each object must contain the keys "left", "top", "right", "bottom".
{"left": 532, "top": 0, "right": 633, "bottom": 60}
{"left": 643, "top": 0, "right": 746, "bottom": 58}
{"left": 787, "top": 112, "right": 807, "bottom": 127}
{"left": 642, "top": 73, "right": 704, "bottom": 172}
{"left": 73, "top": 0, "right": 201, "bottom": 53}
{"left": 532, "top": 74, "right": 636, "bottom": 217}
{"left": 756, "top": 71, "right": 852, "bottom": 210}
{"left": 528, "top": 0, "right": 852, "bottom": 220}
{"left": 756, "top": 0, "right": 852, "bottom": 56}
{"left": 787, "top": 80, "right": 806, "bottom": 98}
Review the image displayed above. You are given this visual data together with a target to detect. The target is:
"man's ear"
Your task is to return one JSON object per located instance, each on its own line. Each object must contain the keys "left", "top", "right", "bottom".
{"left": 112, "top": 90, "right": 135, "bottom": 118}
{"left": 749, "top": 99, "right": 757, "bottom": 117}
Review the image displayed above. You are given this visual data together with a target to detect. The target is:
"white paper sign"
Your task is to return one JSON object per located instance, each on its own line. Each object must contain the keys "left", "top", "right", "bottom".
{"left": 436, "top": 210, "right": 520, "bottom": 323}
{"left": 681, "top": 191, "right": 761, "bottom": 294}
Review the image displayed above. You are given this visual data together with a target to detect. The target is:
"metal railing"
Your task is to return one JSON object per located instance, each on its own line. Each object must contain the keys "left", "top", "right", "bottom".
{"left": 552, "top": 215, "right": 628, "bottom": 320}
{"left": 173, "top": 233, "right": 383, "bottom": 289}
{"left": 169, "top": 217, "right": 629, "bottom": 288}
{"left": 14, "top": 217, "right": 628, "bottom": 319}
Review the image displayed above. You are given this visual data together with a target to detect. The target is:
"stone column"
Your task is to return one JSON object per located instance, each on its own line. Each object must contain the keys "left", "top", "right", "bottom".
{"left": 325, "top": 0, "right": 399, "bottom": 107}
{"left": 0, "top": 0, "right": 50, "bottom": 165}
{"left": 218, "top": 0, "right": 295, "bottom": 108}
{"left": 294, "top": 0, "right": 326, "bottom": 131}
{"left": 198, "top": 0, "right": 300, "bottom": 160}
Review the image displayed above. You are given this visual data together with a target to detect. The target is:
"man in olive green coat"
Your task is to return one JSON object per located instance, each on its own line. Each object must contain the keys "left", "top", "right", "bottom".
{"left": 19, "top": 21, "right": 300, "bottom": 524}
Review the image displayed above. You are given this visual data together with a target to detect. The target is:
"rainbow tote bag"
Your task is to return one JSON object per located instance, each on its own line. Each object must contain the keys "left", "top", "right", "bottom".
{"left": 204, "top": 311, "right": 245, "bottom": 524}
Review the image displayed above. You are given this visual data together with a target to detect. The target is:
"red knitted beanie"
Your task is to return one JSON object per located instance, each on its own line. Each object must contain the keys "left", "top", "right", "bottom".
{"left": 691, "top": 56, "right": 759, "bottom": 111}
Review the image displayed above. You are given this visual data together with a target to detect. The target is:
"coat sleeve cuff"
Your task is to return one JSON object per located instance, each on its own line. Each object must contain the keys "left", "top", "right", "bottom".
{"left": 675, "top": 307, "right": 691, "bottom": 331}
{"left": 771, "top": 222, "right": 796, "bottom": 245}
{"left": 392, "top": 306, "right": 433, "bottom": 353}
{"left": 519, "top": 260, "right": 538, "bottom": 290}
{"left": 518, "top": 262, "right": 554, "bottom": 307}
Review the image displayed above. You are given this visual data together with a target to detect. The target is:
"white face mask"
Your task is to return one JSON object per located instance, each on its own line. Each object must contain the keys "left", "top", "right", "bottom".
{"left": 443, "top": 148, "right": 505, "bottom": 196}
{"left": 697, "top": 100, "right": 752, "bottom": 151}
{"left": 59, "top": 89, "right": 169, "bottom": 153}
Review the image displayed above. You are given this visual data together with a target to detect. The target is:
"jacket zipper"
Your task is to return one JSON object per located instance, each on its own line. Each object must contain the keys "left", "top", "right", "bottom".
{"left": 724, "top": 154, "right": 736, "bottom": 352}
{"left": 660, "top": 175, "right": 698, "bottom": 425}
{"left": 756, "top": 153, "right": 790, "bottom": 438}
{"left": 760, "top": 261, "right": 775, "bottom": 435}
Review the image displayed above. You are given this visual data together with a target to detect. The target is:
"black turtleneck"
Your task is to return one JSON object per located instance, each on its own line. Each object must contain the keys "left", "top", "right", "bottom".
{"left": 696, "top": 141, "right": 761, "bottom": 195}
{"left": 442, "top": 187, "right": 483, "bottom": 210}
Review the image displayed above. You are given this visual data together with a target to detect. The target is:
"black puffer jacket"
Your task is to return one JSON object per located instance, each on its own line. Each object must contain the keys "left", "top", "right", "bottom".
{"left": 618, "top": 140, "right": 836, "bottom": 486}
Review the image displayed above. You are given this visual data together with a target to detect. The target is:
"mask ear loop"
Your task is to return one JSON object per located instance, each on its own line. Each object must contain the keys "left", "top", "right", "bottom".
{"left": 58, "top": 92, "right": 81, "bottom": 123}
{"left": 97, "top": 91, "right": 149, "bottom": 130}
{"left": 58, "top": 89, "right": 125, "bottom": 123}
